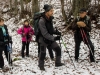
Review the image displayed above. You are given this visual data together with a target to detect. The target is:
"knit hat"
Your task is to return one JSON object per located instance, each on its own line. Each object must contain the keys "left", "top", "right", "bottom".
{"left": 79, "top": 8, "right": 87, "bottom": 13}
{"left": 43, "top": 4, "right": 53, "bottom": 12}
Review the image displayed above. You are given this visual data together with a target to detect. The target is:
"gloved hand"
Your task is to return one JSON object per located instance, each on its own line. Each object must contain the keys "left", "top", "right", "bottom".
{"left": 29, "top": 33, "right": 32, "bottom": 36}
{"left": 57, "top": 32, "right": 61, "bottom": 36}
{"left": 56, "top": 29, "right": 61, "bottom": 36}
{"left": 21, "top": 33, "right": 26, "bottom": 37}
{"left": 54, "top": 36, "right": 61, "bottom": 40}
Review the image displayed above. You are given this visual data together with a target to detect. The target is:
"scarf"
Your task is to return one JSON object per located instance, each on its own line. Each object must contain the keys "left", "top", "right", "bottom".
{"left": 0, "top": 25, "right": 6, "bottom": 36}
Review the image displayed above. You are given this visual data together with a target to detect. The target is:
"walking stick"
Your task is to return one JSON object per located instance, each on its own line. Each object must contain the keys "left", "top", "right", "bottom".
{"left": 7, "top": 43, "right": 12, "bottom": 65}
{"left": 80, "top": 28, "right": 95, "bottom": 61}
{"left": 80, "top": 28, "right": 99, "bottom": 70}
{"left": 55, "top": 27, "right": 76, "bottom": 69}
{"left": 61, "top": 37, "right": 76, "bottom": 69}
{"left": 7, "top": 36, "right": 13, "bottom": 72}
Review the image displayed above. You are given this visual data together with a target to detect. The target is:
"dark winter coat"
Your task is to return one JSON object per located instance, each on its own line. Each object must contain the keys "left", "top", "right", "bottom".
{"left": 38, "top": 13, "right": 57, "bottom": 44}
{"left": 0, "top": 25, "right": 9, "bottom": 50}
{"left": 72, "top": 16, "right": 91, "bottom": 40}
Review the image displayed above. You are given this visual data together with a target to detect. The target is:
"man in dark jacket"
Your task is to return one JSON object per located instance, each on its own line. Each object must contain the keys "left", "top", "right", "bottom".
{"left": 72, "top": 8, "right": 95, "bottom": 62}
{"left": 0, "top": 18, "right": 12, "bottom": 70}
{"left": 38, "top": 4, "right": 64, "bottom": 70}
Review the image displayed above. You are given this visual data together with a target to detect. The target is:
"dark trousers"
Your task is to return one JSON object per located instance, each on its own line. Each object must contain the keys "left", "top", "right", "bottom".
{"left": 38, "top": 42, "right": 40, "bottom": 57}
{"left": 39, "top": 41, "right": 61, "bottom": 67}
{"left": 38, "top": 42, "right": 54, "bottom": 59}
{"left": 74, "top": 35, "right": 94, "bottom": 61}
{"left": 0, "top": 46, "right": 12, "bottom": 68}
{"left": 21, "top": 41, "right": 30, "bottom": 57}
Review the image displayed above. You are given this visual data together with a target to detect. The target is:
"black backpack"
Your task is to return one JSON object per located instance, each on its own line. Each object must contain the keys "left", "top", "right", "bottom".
{"left": 33, "top": 12, "right": 43, "bottom": 36}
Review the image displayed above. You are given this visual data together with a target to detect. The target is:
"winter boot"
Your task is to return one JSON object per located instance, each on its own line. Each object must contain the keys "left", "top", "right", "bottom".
{"left": 55, "top": 56, "right": 64, "bottom": 67}
{"left": 75, "top": 58, "right": 78, "bottom": 62}
{"left": 38, "top": 59, "right": 45, "bottom": 71}
{"left": 90, "top": 55, "right": 95, "bottom": 62}
{"left": 90, "top": 58, "right": 95, "bottom": 62}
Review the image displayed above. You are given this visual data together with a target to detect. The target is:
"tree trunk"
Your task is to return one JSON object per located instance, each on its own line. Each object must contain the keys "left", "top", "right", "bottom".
{"left": 98, "top": 0, "right": 100, "bottom": 13}
{"left": 73, "top": 0, "right": 79, "bottom": 17}
{"left": 10, "top": 0, "right": 12, "bottom": 17}
{"left": 14, "top": 0, "right": 18, "bottom": 15}
{"left": 60, "top": 0, "right": 68, "bottom": 25}
{"left": 20, "top": 0, "right": 24, "bottom": 18}
{"left": 32, "top": 0, "right": 39, "bottom": 17}
{"left": 95, "top": 0, "right": 96, "bottom": 6}
{"left": 72, "top": 0, "right": 91, "bottom": 17}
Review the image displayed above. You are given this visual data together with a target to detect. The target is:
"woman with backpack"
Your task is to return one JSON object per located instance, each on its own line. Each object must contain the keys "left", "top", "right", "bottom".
{"left": 17, "top": 20, "right": 34, "bottom": 58}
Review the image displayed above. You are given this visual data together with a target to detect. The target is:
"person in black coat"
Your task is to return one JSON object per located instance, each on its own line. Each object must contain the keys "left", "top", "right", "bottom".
{"left": 72, "top": 8, "right": 95, "bottom": 62}
{"left": 0, "top": 18, "right": 12, "bottom": 69}
{"left": 38, "top": 4, "right": 64, "bottom": 70}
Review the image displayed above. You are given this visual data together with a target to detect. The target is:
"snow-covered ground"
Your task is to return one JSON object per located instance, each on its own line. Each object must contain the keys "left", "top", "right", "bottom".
{"left": 1, "top": 17, "right": 99, "bottom": 75}
{"left": 0, "top": 0, "right": 100, "bottom": 75}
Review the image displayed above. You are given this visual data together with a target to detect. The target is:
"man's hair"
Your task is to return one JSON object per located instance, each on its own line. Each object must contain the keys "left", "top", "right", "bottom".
{"left": 24, "top": 20, "right": 29, "bottom": 23}
{"left": 0, "top": 18, "right": 4, "bottom": 22}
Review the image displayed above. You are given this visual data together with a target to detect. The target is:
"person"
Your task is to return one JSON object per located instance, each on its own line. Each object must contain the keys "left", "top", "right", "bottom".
{"left": 17, "top": 20, "right": 34, "bottom": 58}
{"left": 0, "top": 18, "right": 12, "bottom": 70}
{"left": 38, "top": 4, "right": 64, "bottom": 70}
{"left": 72, "top": 8, "right": 95, "bottom": 62}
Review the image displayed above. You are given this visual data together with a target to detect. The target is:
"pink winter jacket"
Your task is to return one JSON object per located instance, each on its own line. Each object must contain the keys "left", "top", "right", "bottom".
{"left": 17, "top": 25, "right": 34, "bottom": 42}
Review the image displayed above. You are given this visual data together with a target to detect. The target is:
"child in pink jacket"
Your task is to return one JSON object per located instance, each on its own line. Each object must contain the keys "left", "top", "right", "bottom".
{"left": 17, "top": 20, "right": 34, "bottom": 58}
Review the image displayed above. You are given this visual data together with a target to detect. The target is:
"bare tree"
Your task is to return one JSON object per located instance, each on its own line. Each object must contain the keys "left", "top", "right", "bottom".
{"left": 72, "top": 0, "right": 91, "bottom": 17}
{"left": 98, "top": 0, "right": 100, "bottom": 13}
{"left": 32, "top": 0, "right": 39, "bottom": 17}
{"left": 14, "top": 0, "right": 18, "bottom": 16}
{"left": 20, "top": 0, "right": 24, "bottom": 18}
{"left": 60, "top": 0, "right": 67, "bottom": 25}
{"left": 9, "top": 0, "right": 12, "bottom": 16}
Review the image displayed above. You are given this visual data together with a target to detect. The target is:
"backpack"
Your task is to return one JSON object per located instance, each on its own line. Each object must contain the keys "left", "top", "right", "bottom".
{"left": 33, "top": 12, "right": 43, "bottom": 36}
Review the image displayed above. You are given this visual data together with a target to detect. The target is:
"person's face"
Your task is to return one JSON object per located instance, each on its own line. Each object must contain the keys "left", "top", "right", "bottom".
{"left": 0, "top": 20, "right": 4, "bottom": 26}
{"left": 47, "top": 9, "right": 54, "bottom": 17}
{"left": 79, "top": 12, "right": 87, "bottom": 18}
{"left": 24, "top": 22, "right": 29, "bottom": 26}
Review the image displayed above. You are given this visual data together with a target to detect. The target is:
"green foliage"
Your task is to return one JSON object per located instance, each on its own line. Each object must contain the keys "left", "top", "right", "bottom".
{"left": 13, "top": 58, "right": 22, "bottom": 62}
